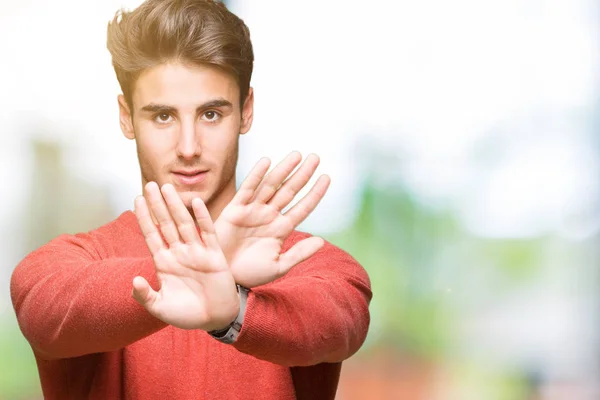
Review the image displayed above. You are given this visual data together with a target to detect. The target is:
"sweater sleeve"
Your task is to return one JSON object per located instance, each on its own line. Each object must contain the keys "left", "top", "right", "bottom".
{"left": 10, "top": 232, "right": 166, "bottom": 360}
{"left": 232, "top": 232, "right": 372, "bottom": 367}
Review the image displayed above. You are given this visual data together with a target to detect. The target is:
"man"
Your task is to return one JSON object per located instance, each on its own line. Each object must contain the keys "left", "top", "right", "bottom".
{"left": 10, "top": 0, "right": 372, "bottom": 399}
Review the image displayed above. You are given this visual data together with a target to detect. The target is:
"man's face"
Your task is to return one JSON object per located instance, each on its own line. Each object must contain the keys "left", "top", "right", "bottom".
{"left": 118, "top": 62, "right": 254, "bottom": 215}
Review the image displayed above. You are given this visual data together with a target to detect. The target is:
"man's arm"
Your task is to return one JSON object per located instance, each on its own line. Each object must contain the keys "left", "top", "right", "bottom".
{"left": 233, "top": 232, "right": 372, "bottom": 367}
{"left": 10, "top": 232, "right": 166, "bottom": 360}
{"left": 212, "top": 152, "right": 371, "bottom": 366}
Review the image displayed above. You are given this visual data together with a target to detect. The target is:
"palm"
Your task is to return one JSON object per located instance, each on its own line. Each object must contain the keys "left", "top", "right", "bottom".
{"left": 144, "top": 243, "right": 231, "bottom": 328}
{"left": 133, "top": 183, "right": 239, "bottom": 331}
{"left": 218, "top": 203, "right": 290, "bottom": 273}
{"left": 216, "top": 153, "right": 330, "bottom": 288}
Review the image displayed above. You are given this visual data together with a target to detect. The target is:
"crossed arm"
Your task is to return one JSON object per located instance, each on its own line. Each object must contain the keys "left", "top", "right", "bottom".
{"left": 11, "top": 152, "right": 371, "bottom": 364}
{"left": 130, "top": 152, "right": 333, "bottom": 331}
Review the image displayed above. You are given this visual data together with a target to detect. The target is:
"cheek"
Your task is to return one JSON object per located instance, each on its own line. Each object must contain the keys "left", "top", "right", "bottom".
{"left": 205, "top": 122, "right": 240, "bottom": 157}
{"left": 213, "top": 136, "right": 239, "bottom": 165}
{"left": 135, "top": 132, "right": 173, "bottom": 174}
{"left": 204, "top": 136, "right": 238, "bottom": 181}
{"left": 137, "top": 122, "right": 173, "bottom": 152}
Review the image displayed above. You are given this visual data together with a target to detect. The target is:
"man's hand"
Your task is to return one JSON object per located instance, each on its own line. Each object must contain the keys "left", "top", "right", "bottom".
{"left": 215, "top": 152, "right": 331, "bottom": 288}
{"left": 132, "top": 182, "right": 239, "bottom": 332}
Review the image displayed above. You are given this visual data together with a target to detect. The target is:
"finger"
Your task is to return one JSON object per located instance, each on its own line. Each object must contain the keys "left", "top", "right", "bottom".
{"left": 276, "top": 236, "right": 325, "bottom": 274}
{"left": 283, "top": 174, "right": 331, "bottom": 226}
{"left": 252, "top": 151, "right": 302, "bottom": 204}
{"left": 145, "top": 182, "right": 181, "bottom": 246}
{"left": 234, "top": 157, "right": 271, "bottom": 204}
{"left": 161, "top": 184, "right": 201, "bottom": 244}
{"left": 268, "top": 153, "right": 320, "bottom": 211}
{"left": 191, "top": 197, "right": 219, "bottom": 249}
{"left": 134, "top": 195, "right": 166, "bottom": 254}
{"left": 132, "top": 276, "right": 158, "bottom": 311}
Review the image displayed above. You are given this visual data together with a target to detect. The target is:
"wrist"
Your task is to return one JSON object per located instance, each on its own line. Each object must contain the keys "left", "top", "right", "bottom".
{"left": 208, "top": 284, "right": 249, "bottom": 344}
{"left": 208, "top": 292, "right": 241, "bottom": 332}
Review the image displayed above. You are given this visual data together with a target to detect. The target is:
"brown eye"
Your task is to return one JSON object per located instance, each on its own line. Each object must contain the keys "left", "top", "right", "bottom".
{"left": 155, "top": 113, "right": 172, "bottom": 123}
{"left": 202, "top": 111, "right": 220, "bottom": 122}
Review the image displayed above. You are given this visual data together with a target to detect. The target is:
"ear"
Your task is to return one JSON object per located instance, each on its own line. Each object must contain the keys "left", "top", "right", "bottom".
{"left": 240, "top": 87, "right": 254, "bottom": 135}
{"left": 118, "top": 94, "right": 135, "bottom": 140}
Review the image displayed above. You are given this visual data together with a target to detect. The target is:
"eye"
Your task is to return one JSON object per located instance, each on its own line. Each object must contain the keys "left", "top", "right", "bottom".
{"left": 202, "top": 110, "right": 221, "bottom": 122}
{"left": 155, "top": 112, "right": 173, "bottom": 124}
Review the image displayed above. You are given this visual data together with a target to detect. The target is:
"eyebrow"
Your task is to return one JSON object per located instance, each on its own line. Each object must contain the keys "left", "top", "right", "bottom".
{"left": 140, "top": 99, "right": 234, "bottom": 114}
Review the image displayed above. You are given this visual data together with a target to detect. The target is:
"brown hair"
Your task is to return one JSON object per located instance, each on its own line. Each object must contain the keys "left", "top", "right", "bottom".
{"left": 106, "top": 0, "right": 254, "bottom": 112}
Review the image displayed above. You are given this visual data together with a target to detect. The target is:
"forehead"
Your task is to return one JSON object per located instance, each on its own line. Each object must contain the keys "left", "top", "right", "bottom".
{"left": 132, "top": 62, "right": 240, "bottom": 110}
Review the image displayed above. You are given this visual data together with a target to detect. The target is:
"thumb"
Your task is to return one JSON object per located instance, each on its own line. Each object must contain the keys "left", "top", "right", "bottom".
{"left": 276, "top": 236, "right": 325, "bottom": 276}
{"left": 132, "top": 276, "right": 158, "bottom": 310}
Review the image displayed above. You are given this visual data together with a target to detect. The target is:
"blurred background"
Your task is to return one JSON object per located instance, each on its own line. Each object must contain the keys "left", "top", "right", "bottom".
{"left": 1, "top": 0, "right": 599, "bottom": 398}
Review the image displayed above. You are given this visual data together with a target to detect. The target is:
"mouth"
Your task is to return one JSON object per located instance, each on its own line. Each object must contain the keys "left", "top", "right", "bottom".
{"left": 172, "top": 169, "right": 209, "bottom": 186}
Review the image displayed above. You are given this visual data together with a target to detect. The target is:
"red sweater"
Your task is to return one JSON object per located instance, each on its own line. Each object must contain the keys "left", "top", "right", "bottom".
{"left": 10, "top": 211, "right": 371, "bottom": 400}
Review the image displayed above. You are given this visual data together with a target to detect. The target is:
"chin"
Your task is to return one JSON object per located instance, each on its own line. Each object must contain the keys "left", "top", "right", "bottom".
{"left": 176, "top": 188, "right": 209, "bottom": 207}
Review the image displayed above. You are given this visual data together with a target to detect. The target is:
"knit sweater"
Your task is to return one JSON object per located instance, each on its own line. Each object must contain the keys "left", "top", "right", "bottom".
{"left": 10, "top": 211, "right": 372, "bottom": 400}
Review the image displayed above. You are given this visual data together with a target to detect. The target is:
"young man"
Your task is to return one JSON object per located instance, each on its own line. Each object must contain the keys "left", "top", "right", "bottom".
{"left": 10, "top": 1, "right": 372, "bottom": 399}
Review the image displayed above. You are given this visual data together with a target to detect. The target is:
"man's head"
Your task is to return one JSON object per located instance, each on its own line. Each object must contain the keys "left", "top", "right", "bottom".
{"left": 106, "top": 0, "right": 254, "bottom": 215}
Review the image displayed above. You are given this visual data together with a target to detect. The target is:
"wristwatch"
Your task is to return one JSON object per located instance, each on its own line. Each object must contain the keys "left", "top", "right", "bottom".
{"left": 208, "top": 284, "right": 249, "bottom": 344}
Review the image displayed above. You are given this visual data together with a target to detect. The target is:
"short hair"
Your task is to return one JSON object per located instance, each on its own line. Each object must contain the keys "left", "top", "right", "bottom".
{"left": 106, "top": 0, "right": 254, "bottom": 112}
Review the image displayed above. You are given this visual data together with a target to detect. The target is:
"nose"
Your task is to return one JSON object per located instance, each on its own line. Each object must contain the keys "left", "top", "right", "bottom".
{"left": 176, "top": 117, "right": 200, "bottom": 159}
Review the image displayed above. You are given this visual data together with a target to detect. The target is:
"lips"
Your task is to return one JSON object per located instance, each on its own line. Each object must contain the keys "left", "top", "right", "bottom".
{"left": 172, "top": 169, "right": 208, "bottom": 186}
{"left": 173, "top": 169, "right": 206, "bottom": 176}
